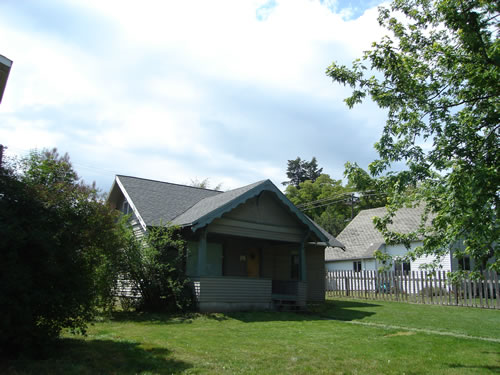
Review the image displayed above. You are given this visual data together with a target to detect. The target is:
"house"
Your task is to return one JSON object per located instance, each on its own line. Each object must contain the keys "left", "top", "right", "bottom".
{"left": 325, "top": 206, "right": 470, "bottom": 273}
{"left": 108, "top": 175, "right": 344, "bottom": 312}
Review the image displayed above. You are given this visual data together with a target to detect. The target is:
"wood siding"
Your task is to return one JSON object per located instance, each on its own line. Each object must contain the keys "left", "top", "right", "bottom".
{"left": 306, "top": 246, "right": 326, "bottom": 302}
{"left": 297, "top": 281, "right": 307, "bottom": 306}
{"left": 194, "top": 277, "right": 272, "bottom": 303}
{"left": 208, "top": 218, "right": 304, "bottom": 242}
{"left": 207, "top": 191, "right": 305, "bottom": 242}
{"left": 130, "top": 214, "right": 145, "bottom": 238}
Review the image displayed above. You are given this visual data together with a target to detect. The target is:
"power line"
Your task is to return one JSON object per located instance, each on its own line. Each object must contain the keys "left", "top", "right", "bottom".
{"left": 296, "top": 192, "right": 354, "bottom": 208}
{"left": 297, "top": 191, "right": 387, "bottom": 209}
{"left": 299, "top": 197, "right": 352, "bottom": 211}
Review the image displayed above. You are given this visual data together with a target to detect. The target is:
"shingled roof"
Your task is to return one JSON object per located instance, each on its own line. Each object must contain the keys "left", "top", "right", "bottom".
{"left": 325, "top": 206, "right": 429, "bottom": 261}
{"left": 115, "top": 175, "right": 221, "bottom": 226}
{"left": 111, "top": 175, "right": 344, "bottom": 248}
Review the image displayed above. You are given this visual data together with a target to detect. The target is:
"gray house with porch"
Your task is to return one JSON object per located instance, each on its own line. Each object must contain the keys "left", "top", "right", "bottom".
{"left": 108, "top": 175, "right": 344, "bottom": 312}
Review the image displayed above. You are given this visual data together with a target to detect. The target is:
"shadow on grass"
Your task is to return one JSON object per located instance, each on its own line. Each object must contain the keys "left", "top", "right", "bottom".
{"left": 111, "top": 310, "right": 200, "bottom": 324}
{"left": 308, "top": 299, "right": 381, "bottom": 321}
{"left": 110, "top": 299, "right": 381, "bottom": 324}
{"left": 448, "top": 363, "right": 500, "bottom": 372}
{"left": 2, "top": 337, "right": 191, "bottom": 375}
{"left": 225, "top": 300, "right": 381, "bottom": 323}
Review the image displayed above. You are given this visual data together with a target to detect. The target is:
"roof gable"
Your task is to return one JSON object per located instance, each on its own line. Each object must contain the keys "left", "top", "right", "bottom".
{"left": 109, "top": 175, "right": 343, "bottom": 247}
{"left": 114, "top": 175, "right": 221, "bottom": 227}
{"left": 172, "top": 179, "right": 333, "bottom": 244}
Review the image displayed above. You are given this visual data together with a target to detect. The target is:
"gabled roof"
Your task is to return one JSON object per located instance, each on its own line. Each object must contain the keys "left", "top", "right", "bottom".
{"left": 325, "top": 206, "right": 429, "bottom": 261}
{"left": 114, "top": 175, "right": 221, "bottom": 226}
{"left": 110, "top": 175, "right": 344, "bottom": 248}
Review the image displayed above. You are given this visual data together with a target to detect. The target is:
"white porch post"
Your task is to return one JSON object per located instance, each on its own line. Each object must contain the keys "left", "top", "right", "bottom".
{"left": 197, "top": 228, "right": 207, "bottom": 277}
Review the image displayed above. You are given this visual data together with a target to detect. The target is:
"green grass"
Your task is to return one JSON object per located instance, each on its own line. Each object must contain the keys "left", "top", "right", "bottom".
{"left": 316, "top": 297, "right": 500, "bottom": 339}
{"left": 3, "top": 298, "right": 499, "bottom": 374}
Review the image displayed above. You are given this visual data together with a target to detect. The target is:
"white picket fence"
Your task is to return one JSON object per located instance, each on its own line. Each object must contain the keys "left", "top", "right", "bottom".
{"left": 326, "top": 270, "right": 500, "bottom": 309}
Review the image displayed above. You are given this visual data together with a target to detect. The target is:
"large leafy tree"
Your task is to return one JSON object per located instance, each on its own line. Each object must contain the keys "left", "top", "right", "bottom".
{"left": 0, "top": 149, "right": 125, "bottom": 357}
{"left": 282, "top": 156, "right": 323, "bottom": 188}
{"left": 286, "top": 172, "right": 386, "bottom": 236}
{"left": 327, "top": 0, "right": 499, "bottom": 271}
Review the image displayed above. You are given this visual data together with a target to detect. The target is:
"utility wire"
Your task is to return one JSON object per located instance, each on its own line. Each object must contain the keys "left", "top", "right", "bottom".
{"left": 297, "top": 191, "right": 387, "bottom": 209}
{"left": 296, "top": 192, "right": 354, "bottom": 208}
{"left": 299, "top": 197, "right": 352, "bottom": 211}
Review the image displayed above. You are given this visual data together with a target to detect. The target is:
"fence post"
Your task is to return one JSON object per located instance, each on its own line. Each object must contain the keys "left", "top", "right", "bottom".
{"left": 479, "top": 275, "right": 483, "bottom": 307}
{"left": 411, "top": 271, "right": 416, "bottom": 303}
{"left": 494, "top": 272, "right": 500, "bottom": 309}
{"left": 465, "top": 275, "right": 473, "bottom": 306}
{"left": 487, "top": 270, "right": 494, "bottom": 309}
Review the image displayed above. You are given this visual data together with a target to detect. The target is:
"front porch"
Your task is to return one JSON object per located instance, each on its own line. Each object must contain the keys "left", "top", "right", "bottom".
{"left": 191, "top": 276, "right": 307, "bottom": 312}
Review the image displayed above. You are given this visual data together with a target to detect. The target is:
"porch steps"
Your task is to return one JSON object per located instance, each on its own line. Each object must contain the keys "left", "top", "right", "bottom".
{"left": 272, "top": 298, "right": 305, "bottom": 312}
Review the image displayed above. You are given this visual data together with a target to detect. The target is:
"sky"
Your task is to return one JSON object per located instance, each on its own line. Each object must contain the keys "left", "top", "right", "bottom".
{"left": 0, "top": 0, "right": 389, "bottom": 193}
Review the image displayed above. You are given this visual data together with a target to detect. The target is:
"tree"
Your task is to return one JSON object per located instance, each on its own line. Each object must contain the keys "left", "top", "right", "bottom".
{"left": 190, "top": 177, "right": 223, "bottom": 191}
{"left": 326, "top": 0, "right": 499, "bottom": 271}
{"left": 282, "top": 156, "right": 323, "bottom": 188}
{"left": 0, "top": 149, "right": 125, "bottom": 357}
{"left": 286, "top": 171, "right": 387, "bottom": 236}
{"left": 119, "top": 224, "right": 195, "bottom": 312}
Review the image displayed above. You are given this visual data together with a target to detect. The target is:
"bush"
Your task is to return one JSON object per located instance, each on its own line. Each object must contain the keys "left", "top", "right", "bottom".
{"left": 0, "top": 150, "right": 125, "bottom": 358}
{"left": 120, "top": 225, "right": 196, "bottom": 312}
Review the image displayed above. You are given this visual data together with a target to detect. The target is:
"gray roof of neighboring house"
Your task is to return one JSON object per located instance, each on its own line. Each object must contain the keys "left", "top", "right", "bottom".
{"left": 325, "top": 206, "right": 429, "bottom": 261}
{"left": 113, "top": 175, "right": 344, "bottom": 248}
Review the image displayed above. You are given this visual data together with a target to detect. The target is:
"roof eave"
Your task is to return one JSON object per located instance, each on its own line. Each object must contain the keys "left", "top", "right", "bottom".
{"left": 188, "top": 180, "right": 330, "bottom": 243}
{"left": 115, "top": 176, "right": 148, "bottom": 231}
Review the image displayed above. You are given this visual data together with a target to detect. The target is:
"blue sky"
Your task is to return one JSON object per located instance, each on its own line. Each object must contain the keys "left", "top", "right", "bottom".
{"left": 0, "top": 0, "right": 388, "bottom": 193}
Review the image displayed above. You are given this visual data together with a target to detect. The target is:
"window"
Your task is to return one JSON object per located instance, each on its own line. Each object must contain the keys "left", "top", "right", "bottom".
{"left": 353, "top": 261, "right": 362, "bottom": 272}
{"left": 122, "top": 200, "right": 131, "bottom": 215}
{"left": 402, "top": 262, "right": 411, "bottom": 272}
{"left": 459, "top": 256, "right": 471, "bottom": 271}
{"left": 394, "top": 261, "right": 411, "bottom": 274}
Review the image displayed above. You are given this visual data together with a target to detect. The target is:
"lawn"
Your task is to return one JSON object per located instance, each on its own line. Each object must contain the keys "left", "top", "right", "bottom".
{"left": 3, "top": 298, "right": 499, "bottom": 374}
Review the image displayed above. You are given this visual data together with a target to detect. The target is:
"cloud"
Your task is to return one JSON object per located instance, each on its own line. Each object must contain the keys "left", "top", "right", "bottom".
{"left": 0, "top": 0, "right": 388, "bottom": 192}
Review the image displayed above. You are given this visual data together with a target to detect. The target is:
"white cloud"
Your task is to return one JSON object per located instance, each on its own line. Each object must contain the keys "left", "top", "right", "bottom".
{"left": 0, "top": 0, "right": 388, "bottom": 191}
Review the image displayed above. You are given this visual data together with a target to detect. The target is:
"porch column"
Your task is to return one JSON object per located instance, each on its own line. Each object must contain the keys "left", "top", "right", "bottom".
{"left": 197, "top": 228, "right": 207, "bottom": 277}
{"left": 300, "top": 231, "right": 309, "bottom": 282}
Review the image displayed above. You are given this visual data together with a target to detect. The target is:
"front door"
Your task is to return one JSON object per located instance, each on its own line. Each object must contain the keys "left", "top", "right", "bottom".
{"left": 247, "top": 248, "right": 260, "bottom": 277}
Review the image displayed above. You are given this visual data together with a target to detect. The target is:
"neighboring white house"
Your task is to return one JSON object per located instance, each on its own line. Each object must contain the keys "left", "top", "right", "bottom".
{"left": 325, "top": 206, "right": 470, "bottom": 273}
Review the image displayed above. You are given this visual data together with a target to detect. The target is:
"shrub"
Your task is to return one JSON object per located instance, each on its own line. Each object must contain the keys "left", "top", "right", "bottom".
{"left": 0, "top": 150, "right": 125, "bottom": 358}
{"left": 120, "top": 225, "right": 196, "bottom": 312}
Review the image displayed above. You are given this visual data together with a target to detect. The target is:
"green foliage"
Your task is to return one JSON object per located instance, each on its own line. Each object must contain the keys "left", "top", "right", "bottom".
{"left": 189, "top": 177, "right": 223, "bottom": 191}
{"left": 286, "top": 174, "right": 351, "bottom": 236}
{"left": 0, "top": 149, "right": 125, "bottom": 358}
{"left": 286, "top": 173, "right": 386, "bottom": 236}
{"left": 327, "top": 0, "right": 499, "bottom": 271}
{"left": 119, "top": 225, "right": 195, "bottom": 312}
{"left": 282, "top": 156, "right": 323, "bottom": 188}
